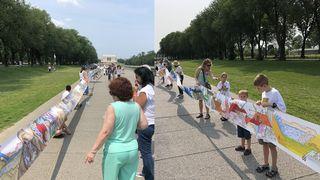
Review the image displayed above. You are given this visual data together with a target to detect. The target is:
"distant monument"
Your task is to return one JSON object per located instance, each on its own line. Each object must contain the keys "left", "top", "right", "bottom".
{"left": 101, "top": 55, "right": 117, "bottom": 65}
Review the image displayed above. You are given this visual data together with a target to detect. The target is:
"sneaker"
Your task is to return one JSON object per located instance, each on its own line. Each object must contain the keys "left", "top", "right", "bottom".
{"left": 235, "top": 146, "right": 245, "bottom": 152}
{"left": 244, "top": 149, "right": 252, "bottom": 156}
{"left": 136, "top": 172, "right": 145, "bottom": 177}
{"left": 204, "top": 114, "right": 211, "bottom": 119}
{"left": 63, "top": 127, "right": 72, "bottom": 135}
{"left": 196, "top": 113, "right": 203, "bottom": 118}
{"left": 177, "top": 94, "right": 184, "bottom": 99}
{"left": 220, "top": 117, "right": 228, "bottom": 121}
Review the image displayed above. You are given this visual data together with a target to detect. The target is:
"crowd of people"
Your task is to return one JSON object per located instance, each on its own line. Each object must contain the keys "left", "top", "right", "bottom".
{"left": 102, "top": 63, "right": 124, "bottom": 80}
{"left": 155, "top": 58, "right": 286, "bottom": 178}
{"left": 53, "top": 59, "right": 287, "bottom": 179}
{"left": 79, "top": 64, "right": 155, "bottom": 180}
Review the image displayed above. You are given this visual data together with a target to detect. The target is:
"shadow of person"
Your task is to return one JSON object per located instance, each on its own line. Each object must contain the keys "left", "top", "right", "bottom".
{"left": 221, "top": 120, "right": 237, "bottom": 136}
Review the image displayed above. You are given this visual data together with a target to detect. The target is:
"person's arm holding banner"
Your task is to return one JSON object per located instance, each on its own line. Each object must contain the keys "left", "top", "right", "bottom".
{"left": 194, "top": 67, "right": 201, "bottom": 86}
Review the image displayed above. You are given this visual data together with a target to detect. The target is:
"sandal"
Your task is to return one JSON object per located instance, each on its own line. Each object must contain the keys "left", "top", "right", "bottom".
{"left": 204, "top": 114, "right": 210, "bottom": 119}
{"left": 243, "top": 149, "right": 252, "bottom": 156}
{"left": 266, "top": 169, "right": 278, "bottom": 178}
{"left": 63, "top": 127, "right": 72, "bottom": 135}
{"left": 196, "top": 113, "right": 203, "bottom": 118}
{"left": 220, "top": 117, "right": 228, "bottom": 121}
{"left": 256, "top": 164, "right": 269, "bottom": 173}
{"left": 235, "top": 146, "right": 245, "bottom": 152}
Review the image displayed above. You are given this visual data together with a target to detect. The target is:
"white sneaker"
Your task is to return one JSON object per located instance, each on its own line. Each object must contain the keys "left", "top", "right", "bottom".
{"left": 136, "top": 172, "right": 145, "bottom": 177}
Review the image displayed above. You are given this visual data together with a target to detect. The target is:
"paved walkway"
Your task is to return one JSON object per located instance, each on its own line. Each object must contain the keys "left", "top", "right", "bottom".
{"left": 154, "top": 74, "right": 319, "bottom": 179}
{"left": 2, "top": 68, "right": 319, "bottom": 179}
{"left": 19, "top": 69, "right": 143, "bottom": 180}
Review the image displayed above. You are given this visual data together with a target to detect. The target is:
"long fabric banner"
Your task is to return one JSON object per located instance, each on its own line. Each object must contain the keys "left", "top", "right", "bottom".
{"left": 160, "top": 70, "right": 320, "bottom": 173}
{"left": 0, "top": 69, "right": 100, "bottom": 179}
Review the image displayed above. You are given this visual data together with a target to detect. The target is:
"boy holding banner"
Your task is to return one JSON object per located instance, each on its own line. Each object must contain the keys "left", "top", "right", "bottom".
{"left": 254, "top": 74, "right": 286, "bottom": 178}
{"left": 235, "top": 90, "right": 252, "bottom": 156}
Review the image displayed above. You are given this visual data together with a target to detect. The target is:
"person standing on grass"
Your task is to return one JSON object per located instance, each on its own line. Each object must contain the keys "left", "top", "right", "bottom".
{"left": 133, "top": 66, "right": 155, "bottom": 180}
{"left": 194, "top": 58, "right": 219, "bottom": 119}
{"left": 85, "top": 77, "right": 148, "bottom": 180}
{"left": 254, "top": 74, "right": 286, "bottom": 178}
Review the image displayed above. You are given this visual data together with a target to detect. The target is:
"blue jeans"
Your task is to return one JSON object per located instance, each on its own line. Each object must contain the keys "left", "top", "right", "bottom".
{"left": 83, "top": 86, "right": 89, "bottom": 95}
{"left": 138, "top": 125, "right": 154, "bottom": 180}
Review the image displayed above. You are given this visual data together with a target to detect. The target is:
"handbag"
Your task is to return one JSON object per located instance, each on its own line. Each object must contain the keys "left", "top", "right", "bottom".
{"left": 202, "top": 70, "right": 212, "bottom": 90}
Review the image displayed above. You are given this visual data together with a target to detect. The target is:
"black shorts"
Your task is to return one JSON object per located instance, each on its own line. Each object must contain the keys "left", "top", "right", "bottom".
{"left": 258, "top": 139, "right": 276, "bottom": 148}
{"left": 237, "top": 126, "right": 251, "bottom": 140}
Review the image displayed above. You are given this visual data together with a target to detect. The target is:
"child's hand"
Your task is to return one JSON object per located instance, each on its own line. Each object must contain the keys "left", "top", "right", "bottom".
{"left": 261, "top": 102, "right": 271, "bottom": 107}
{"left": 256, "top": 100, "right": 262, "bottom": 105}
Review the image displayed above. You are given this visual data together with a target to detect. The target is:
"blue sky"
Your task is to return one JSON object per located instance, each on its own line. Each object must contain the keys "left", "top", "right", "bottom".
{"left": 26, "top": 0, "right": 154, "bottom": 59}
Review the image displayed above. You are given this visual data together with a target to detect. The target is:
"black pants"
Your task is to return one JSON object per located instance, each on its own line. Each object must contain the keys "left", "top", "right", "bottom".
{"left": 178, "top": 75, "right": 184, "bottom": 95}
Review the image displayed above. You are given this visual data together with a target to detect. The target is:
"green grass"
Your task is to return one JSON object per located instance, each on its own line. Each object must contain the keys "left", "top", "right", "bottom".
{"left": 0, "top": 66, "right": 80, "bottom": 131}
{"left": 180, "top": 59, "right": 320, "bottom": 125}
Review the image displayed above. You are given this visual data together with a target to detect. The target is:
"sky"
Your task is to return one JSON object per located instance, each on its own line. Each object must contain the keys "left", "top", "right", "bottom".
{"left": 155, "top": 0, "right": 213, "bottom": 51}
{"left": 26, "top": 0, "right": 154, "bottom": 59}
{"left": 25, "top": 0, "right": 213, "bottom": 58}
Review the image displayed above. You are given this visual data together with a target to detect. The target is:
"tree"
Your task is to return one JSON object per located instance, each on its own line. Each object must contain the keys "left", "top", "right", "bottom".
{"left": 292, "top": 0, "right": 316, "bottom": 58}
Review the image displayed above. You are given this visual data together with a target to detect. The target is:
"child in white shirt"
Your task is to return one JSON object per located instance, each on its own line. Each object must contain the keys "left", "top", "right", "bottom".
{"left": 217, "top": 72, "right": 230, "bottom": 121}
{"left": 254, "top": 74, "right": 286, "bottom": 178}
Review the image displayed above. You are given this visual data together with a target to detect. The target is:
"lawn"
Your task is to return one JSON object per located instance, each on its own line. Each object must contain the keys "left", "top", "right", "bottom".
{"left": 180, "top": 60, "right": 320, "bottom": 125}
{"left": 0, "top": 66, "right": 80, "bottom": 131}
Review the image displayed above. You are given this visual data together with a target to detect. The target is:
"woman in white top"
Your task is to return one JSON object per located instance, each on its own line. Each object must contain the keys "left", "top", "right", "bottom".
{"left": 133, "top": 66, "right": 155, "bottom": 180}
{"left": 79, "top": 67, "right": 89, "bottom": 95}
{"left": 116, "top": 65, "right": 122, "bottom": 78}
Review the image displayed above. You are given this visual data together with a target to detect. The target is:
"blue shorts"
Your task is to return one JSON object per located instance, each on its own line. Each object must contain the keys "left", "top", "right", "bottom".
{"left": 237, "top": 126, "right": 251, "bottom": 140}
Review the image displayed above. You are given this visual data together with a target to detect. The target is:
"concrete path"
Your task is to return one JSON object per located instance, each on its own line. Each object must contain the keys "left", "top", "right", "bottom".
{"left": 154, "top": 74, "right": 320, "bottom": 180}
{"left": 3, "top": 68, "right": 319, "bottom": 179}
{"left": 19, "top": 69, "right": 143, "bottom": 180}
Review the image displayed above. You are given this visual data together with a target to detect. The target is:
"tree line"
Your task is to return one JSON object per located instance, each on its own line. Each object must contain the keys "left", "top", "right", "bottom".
{"left": 159, "top": 0, "right": 320, "bottom": 60}
{"left": 119, "top": 51, "right": 155, "bottom": 66}
{"left": 0, "top": 0, "right": 98, "bottom": 66}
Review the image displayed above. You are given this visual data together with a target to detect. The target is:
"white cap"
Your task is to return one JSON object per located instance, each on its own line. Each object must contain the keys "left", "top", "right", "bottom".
{"left": 141, "top": 64, "right": 151, "bottom": 70}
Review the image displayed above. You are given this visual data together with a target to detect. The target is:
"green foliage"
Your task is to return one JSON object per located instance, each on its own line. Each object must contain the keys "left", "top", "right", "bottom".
{"left": 0, "top": 66, "right": 80, "bottom": 130}
{"left": 158, "top": 0, "right": 320, "bottom": 61}
{"left": 124, "top": 51, "right": 155, "bottom": 66}
{"left": 180, "top": 59, "right": 320, "bottom": 124}
{"left": 0, "top": 0, "right": 98, "bottom": 66}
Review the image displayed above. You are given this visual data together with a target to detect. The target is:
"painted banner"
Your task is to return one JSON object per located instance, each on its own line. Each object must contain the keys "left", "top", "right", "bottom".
{"left": 182, "top": 84, "right": 320, "bottom": 173}
{"left": 0, "top": 69, "right": 100, "bottom": 179}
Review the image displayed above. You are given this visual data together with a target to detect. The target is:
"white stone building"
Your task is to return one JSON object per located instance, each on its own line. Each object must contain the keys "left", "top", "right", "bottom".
{"left": 101, "top": 55, "right": 117, "bottom": 65}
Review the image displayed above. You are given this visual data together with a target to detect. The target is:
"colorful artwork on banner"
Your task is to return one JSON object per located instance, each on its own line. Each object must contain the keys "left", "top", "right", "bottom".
{"left": 180, "top": 83, "right": 320, "bottom": 173}
{"left": 0, "top": 69, "right": 100, "bottom": 179}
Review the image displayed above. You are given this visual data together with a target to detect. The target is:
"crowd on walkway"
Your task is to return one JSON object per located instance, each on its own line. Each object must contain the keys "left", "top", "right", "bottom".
{"left": 71, "top": 64, "right": 156, "bottom": 180}
{"left": 155, "top": 58, "right": 286, "bottom": 178}
{"left": 55, "top": 59, "right": 287, "bottom": 179}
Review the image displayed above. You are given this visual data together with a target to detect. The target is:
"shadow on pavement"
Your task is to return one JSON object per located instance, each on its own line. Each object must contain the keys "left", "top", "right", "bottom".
{"left": 50, "top": 96, "right": 91, "bottom": 180}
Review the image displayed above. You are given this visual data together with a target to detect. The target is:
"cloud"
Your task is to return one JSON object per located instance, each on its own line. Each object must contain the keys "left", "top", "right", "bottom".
{"left": 56, "top": 0, "right": 80, "bottom": 6}
{"left": 64, "top": 18, "right": 72, "bottom": 22}
{"left": 52, "top": 18, "right": 66, "bottom": 27}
